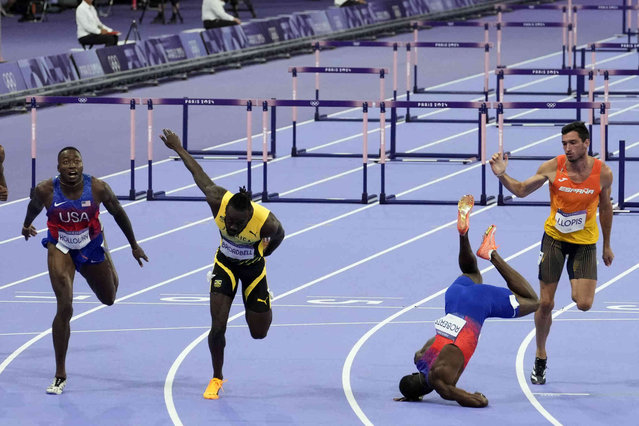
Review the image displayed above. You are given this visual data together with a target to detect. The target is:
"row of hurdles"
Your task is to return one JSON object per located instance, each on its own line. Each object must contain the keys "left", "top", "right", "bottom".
{"left": 26, "top": 95, "right": 639, "bottom": 214}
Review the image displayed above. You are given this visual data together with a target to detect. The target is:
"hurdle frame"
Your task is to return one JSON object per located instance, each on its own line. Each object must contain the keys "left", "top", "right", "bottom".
{"left": 289, "top": 66, "right": 388, "bottom": 123}
{"left": 26, "top": 96, "right": 144, "bottom": 201}
{"left": 379, "top": 100, "right": 494, "bottom": 205}
{"left": 313, "top": 40, "right": 406, "bottom": 101}
{"left": 389, "top": 99, "right": 487, "bottom": 160}
{"left": 172, "top": 96, "right": 275, "bottom": 158}
{"left": 261, "top": 99, "right": 377, "bottom": 204}
{"left": 572, "top": 0, "right": 639, "bottom": 44}
{"left": 616, "top": 139, "right": 639, "bottom": 212}
{"left": 496, "top": 101, "right": 610, "bottom": 206}
{"left": 495, "top": 68, "right": 594, "bottom": 122}
{"left": 411, "top": 39, "right": 492, "bottom": 102}
{"left": 495, "top": 3, "right": 574, "bottom": 70}
{"left": 144, "top": 97, "right": 262, "bottom": 202}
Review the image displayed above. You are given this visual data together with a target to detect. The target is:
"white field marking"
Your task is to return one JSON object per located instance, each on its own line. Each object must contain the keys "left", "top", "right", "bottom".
{"left": 0, "top": 264, "right": 213, "bottom": 377}
{"left": 307, "top": 295, "right": 404, "bottom": 299}
{"left": 5, "top": 315, "right": 638, "bottom": 338}
{"left": 163, "top": 202, "right": 499, "bottom": 426}
{"left": 515, "top": 262, "right": 639, "bottom": 426}
{"left": 342, "top": 239, "right": 543, "bottom": 425}
{"left": 533, "top": 393, "right": 591, "bottom": 397}
{"left": 0, "top": 36, "right": 622, "bottom": 209}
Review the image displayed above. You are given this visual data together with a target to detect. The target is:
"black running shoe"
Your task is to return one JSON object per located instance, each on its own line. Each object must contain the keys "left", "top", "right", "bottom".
{"left": 530, "top": 357, "right": 547, "bottom": 385}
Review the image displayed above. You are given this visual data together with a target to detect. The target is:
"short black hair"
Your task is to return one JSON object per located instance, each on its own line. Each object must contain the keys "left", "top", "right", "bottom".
{"left": 561, "top": 121, "right": 590, "bottom": 142}
{"left": 228, "top": 186, "right": 252, "bottom": 211}
{"left": 399, "top": 372, "right": 433, "bottom": 401}
{"left": 57, "top": 146, "right": 82, "bottom": 162}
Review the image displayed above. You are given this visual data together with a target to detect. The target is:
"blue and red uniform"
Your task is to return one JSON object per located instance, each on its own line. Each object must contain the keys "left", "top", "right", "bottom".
{"left": 416, "top": 275, "right": 520, "bottom": 382}
{"left": 41, "top": 174, "right": 105, "bottom": 270}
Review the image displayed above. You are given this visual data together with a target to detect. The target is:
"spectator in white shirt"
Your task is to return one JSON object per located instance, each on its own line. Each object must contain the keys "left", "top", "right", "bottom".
{"left": 76, "top": 0, "right": 120, "bottom": 48}
{"left": 202, "top": 0, "right": 241, "bottom": 30}
{"left": 334, "top": 0, "right": 366, "bottom": 7}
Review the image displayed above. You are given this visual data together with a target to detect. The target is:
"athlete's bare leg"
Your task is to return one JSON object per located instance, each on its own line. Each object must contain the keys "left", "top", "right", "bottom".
{"left": 47, "top": 244, "right": 75, "bottom": 379}
{"left": 245, "top": 309, "right": 272, "bottom": 339}
{"left": 80, "top": 234, "right": 118, "bottom": 305}
{"left": 570, "top": 278, "right": 596, "bottom": 311}
{"left": 208, "top": 292, "right": 233, "bottom": 379}
{"left": 534, "top": 280, "right": 559, "bottom": 359}
{"left": 459, "top": 233, "right": 482, "bottom": 284}
{"left": 489, "top": 251, "right": 539, "bottom": 316}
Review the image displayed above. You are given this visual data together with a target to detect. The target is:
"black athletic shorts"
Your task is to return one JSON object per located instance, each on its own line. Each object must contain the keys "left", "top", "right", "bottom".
{"left": 209, "top": 251, "right": 271, "bottom": 313}
{"left": 538, "top": 232, "right": 597, "bottom": 282}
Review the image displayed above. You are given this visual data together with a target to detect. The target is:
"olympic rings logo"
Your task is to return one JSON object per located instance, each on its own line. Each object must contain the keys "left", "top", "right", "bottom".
{"left": 310, "top": 101, "right": 319, "bottom": 107}
{"left": 78, "top": 97, "right": 87, "bottom": 103}
{"left": 546, "top": 103, "right": 556, "bottom": 108}
{"left": 2, "top": 72, "right": 18, "bottom": 92}
{"left": 107, "top": 55, "right": 121, "bottom": 72}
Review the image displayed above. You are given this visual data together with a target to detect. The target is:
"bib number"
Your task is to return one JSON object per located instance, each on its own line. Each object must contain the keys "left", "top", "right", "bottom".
{"left": 220, "top": 238, "right": 255, "bottom": 260}
{"left": 434, "top": 314, "right": 467, "bottom": 339}
{"left": 554, "top": 209, "right": 586, "bottom": 234}
{"left": 57, "top": 229, "right": 90, "bottom": 250}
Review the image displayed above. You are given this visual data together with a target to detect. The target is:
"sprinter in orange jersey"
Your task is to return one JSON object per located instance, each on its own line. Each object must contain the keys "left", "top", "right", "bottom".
{"left": 489, "top": 121, "right": 614, "bottom": 386}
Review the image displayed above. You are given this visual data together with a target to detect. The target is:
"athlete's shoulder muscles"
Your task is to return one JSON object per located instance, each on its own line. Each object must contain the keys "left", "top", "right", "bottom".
{"left": 205, "top": 185, "right": 228, "bottom": 211}
{"left": 33, "top": 178, "right": 54, "bottom": 206}
{"left": 600, "top": 162, "right": 614, "bottom": 189}
{"left": 92, "top": 178, "right": 119, "bottom": 211}
{"left": 261, "top": 212, "right": 284, "bottom": 238}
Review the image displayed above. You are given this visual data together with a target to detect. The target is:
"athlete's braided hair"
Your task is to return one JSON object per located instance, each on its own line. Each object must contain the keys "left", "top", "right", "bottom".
{"left": 228, "top": 186, "right": 252, "bottom": 211}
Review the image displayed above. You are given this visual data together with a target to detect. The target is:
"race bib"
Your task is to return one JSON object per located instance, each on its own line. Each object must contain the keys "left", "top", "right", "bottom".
{"left": 554, "top": 209, "right": 586, "bottom": 234}
{"left": 57, "top": 228, "right": 91, "bottom": 250}
{"left": 220, "top": 238, "right": 255, "bottom": 260}
{"left": 434, "top": 314, "right": 467, "bottom": 340}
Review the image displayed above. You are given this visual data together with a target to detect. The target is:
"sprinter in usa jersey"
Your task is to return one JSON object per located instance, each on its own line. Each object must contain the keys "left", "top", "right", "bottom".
{"left": 21, "top": 147, "right": 148, "bottom": 395}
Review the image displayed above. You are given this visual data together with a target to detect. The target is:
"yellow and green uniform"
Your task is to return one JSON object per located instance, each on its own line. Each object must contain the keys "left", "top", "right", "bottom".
{"left": 209, "top": 191, "right": 272, "bottom": 312}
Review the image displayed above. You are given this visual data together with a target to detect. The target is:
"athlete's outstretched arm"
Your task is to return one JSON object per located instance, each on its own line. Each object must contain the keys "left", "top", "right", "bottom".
{"left": 599, "top": 163, "right": 614, "bottom": 266}
{"left": 489, "top": 153, "right": 553, "bottom": 198}
{"left": 97, "top": 179, "right": 149, "bottom": 267}
{"left": 159, "top": 129, "right": 226, "bottom": 205}
{"left": 429, "top": 346, "right": 488, "bottom": 408}
{"left": 0, "top": 145, "right": 8, "bottom": 201}
{"left": 21, "top": 181, "right": 50, "bottom": 240}
{"left": 430, "top": 376, "right": 488, "bottom": 408}
{"left": 261, "top": 213, "right": 285, "bottom": 257}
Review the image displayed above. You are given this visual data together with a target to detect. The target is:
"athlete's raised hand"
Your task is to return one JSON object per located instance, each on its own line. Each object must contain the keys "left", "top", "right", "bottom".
{"left": 160, "top": 129, "right": 182, "bottom": 152}
{"left": 489, "top": 152, "right": 508, "bottom": 177}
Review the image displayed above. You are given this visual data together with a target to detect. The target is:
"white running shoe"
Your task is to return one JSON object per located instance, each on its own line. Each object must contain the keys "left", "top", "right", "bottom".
{"left": 46, "top": 377, "right": 66, "bottom": 395}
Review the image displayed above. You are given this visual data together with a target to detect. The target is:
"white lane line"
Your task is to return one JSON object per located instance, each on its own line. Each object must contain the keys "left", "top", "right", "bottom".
{"left": 514, "top": 262, "right": 639, "bottom": 426}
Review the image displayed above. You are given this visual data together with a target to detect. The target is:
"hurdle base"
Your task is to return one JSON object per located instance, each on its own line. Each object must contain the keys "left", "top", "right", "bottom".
{"left": 607, "top": 154, "right": 639, "bottom": 162}
{"left": 498, "top": 194, "right": 550, "bottom": 207}
{"left": 390, "top": 153, "right": 478, "bottom": 163}
{"left": 263, "top": 193, "right": 377, "bottom": 204}
{"left": 315, "top": 114, "right": 382, "bottom": 123}
{"left": 614, "top": 208, "right": 639, "bottom": 214}
{"left": 381, "top": 193, "right": 495, "bottom": 206}
{"left": 147, "top": 190, "right": 207, "bottom": 202}
{"left": 117, "top": 190, "right": 146, "bottom": 201}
